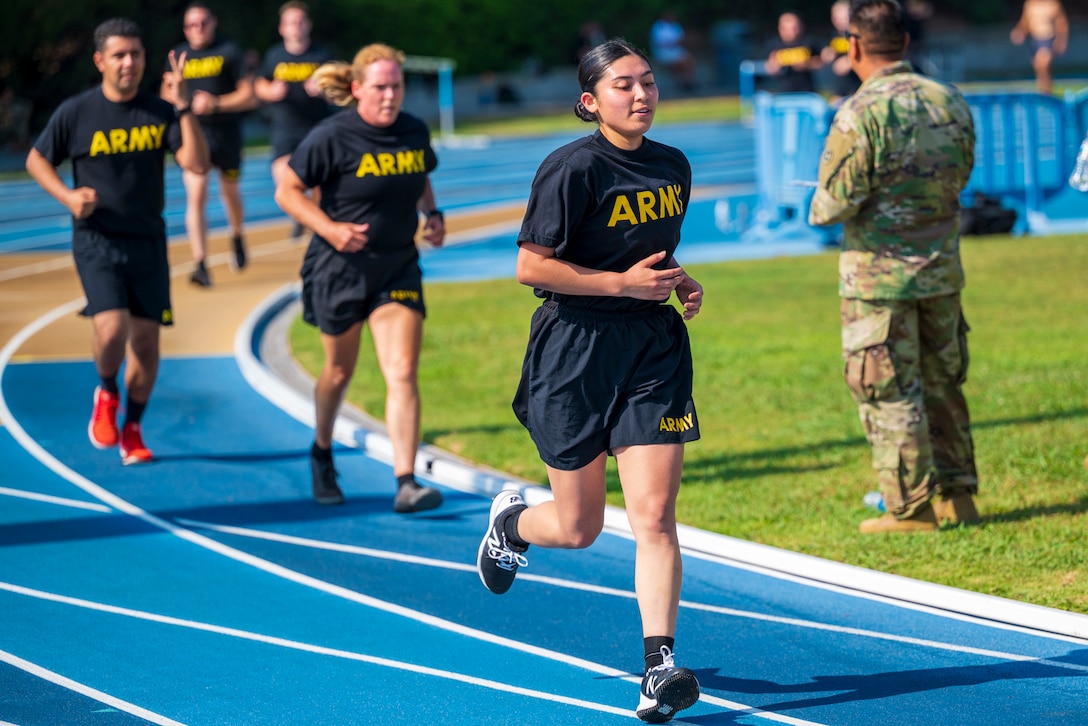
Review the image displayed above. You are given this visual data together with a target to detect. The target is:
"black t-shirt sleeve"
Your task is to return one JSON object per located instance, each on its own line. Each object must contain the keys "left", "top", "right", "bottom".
{"left": 287, "top": 122, "right": 333, "bottom": 189}
{"left": 257, "top": 51, "right": 276, "bottom": 81}
{"left": 519, "top": 158, "right": 590, "bottom": 253}
{"left": 33, "top": 97, "right": 77, "bottom": 166}
{"left": 226, "top": 41, "right": 248, "bottom": 81}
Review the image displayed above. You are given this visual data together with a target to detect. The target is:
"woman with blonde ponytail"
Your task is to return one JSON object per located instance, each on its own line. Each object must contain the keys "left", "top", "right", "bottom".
{"left": 275, "top": 43, "right": 446, "bottom": 514}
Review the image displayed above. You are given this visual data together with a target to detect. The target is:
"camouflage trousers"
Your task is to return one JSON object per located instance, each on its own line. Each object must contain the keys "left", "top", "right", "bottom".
{"left": 841, "top": 294, "right": 978, "bottom": 518}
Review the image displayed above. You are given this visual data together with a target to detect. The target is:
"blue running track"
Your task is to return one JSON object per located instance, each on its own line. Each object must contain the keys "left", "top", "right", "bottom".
{"left": 2, "top": 122, "right": 1088, "bottom": 724}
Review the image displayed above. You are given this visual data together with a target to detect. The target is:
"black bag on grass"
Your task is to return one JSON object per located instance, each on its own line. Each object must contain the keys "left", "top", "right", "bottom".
{"left": 960, "top": 193, "right": 1017, "bottom": 236}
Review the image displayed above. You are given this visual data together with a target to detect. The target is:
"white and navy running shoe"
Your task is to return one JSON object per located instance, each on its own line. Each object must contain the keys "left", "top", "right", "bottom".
{"left": 476, "top": 489, "right": 528, "bottom": 594}
{"left": 636, "top": 646, "right": 700, "bottom": 723}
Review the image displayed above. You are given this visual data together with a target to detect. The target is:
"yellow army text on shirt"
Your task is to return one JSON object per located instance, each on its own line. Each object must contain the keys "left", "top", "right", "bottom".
{"left": 808, "top": 61, "right": 976, "bottom": 300}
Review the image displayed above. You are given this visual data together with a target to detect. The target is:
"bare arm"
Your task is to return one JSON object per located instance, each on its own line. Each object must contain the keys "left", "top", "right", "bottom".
{"left": 192, "top": 74, "right": 258, "bottom": 116}
{"left": 275, "top": 165, "right": 369, "bottom": 252}
{"left": 254, "top": 75, "right": 288, "bottom": 103}
{"left": 162, "top": 50, "right": 210, "bottom": 175}
{"left": 515, "top": 243, "right": 684, "bottom": 301}
{"left": 1010, "top": 7, "right": 1029, "bottom": 43}
{"left": 416, "top": 177, "right": 445, "bottom": 248}
{"left": 25, "top": 148, "right": 97, "bottom": 219}
{"left": 1054, "top": 5, "right": 1070, "bottom": 54}
{"left": 174, "top": 111, "right": 210, "bottom": 174}
{"left": 667, "top": 255, "right": 704, "bottom": 320}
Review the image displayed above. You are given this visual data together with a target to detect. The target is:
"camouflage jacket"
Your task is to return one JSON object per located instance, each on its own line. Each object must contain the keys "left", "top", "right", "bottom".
{"left": 808, "top": 61, "right": 975, "bottom": 300}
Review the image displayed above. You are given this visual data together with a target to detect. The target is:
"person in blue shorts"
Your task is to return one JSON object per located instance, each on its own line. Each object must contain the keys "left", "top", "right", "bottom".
{"left": 475, "top": 38, "right": 703, "bottom": 723}
{"left": 26, "top": 17, "right": 209, "bottom": 465}
{"left": 254, "top": 1, "right": 333, "bottom": 238}
{"left": 274, "top": 43, "right": 446, "bottom": 513}
{"left": 1009, "top": 0, "right": 1069, "bottom": 95}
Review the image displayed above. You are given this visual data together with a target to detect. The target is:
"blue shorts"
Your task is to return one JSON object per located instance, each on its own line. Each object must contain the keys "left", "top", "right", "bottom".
{"left": 512, "top": 301, "right": 699, "bottom": 470}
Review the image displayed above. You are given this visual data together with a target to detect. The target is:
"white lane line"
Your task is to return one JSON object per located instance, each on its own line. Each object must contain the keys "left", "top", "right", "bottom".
{"left": 176, "top": 518, "right": 1088, "bottom": 674}
{"left": 0, "top": 325, "right": 812, "bottom": 725}
{"left": 0, "top": 255, "right": 74, "bottom": 283}
{"left": 242, "top": 285, "right": 1088, "bottom": 644}
{"left": 0, "top": 646, "right": 185, "bottom": 726}
{"left": 0, "top": 580, "right": 632, "bottom": 721}
{"left": 0, "top": 486, "right": 112, "bottom": 513}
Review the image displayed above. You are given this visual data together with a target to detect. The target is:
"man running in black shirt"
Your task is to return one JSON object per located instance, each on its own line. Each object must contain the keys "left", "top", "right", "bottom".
{"left": 254, "top": 1, "right": 333, "bottom": 239}
{"left": 165, "top": 2, "right": 256, "bottom": 286}
{"left": 26, "top": 17, "right": 209, "bottom": 464}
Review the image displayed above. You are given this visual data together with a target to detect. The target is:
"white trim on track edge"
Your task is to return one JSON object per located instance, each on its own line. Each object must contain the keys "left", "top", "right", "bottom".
{"left": 236, "top": 284, "right": 1088, "bottom": 644}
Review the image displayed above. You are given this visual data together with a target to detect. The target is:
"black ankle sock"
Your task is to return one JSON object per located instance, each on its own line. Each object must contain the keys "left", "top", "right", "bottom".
{"left": 644, "top": 636, "right": 675, "bottom": 670}
{"left": 396, "top": 473, "right": 417, "bottom": 489}
{"left": 501, "top": 506, "right": 529, "bottom": 550}
{"left": 310, "top": 442, "right": 332, "bottom": 462}
{"left": 100, "top": 377, "right": 119, "bottom": 394}
{"left": 125, "top": 398, "right": 147, "bottom": 425}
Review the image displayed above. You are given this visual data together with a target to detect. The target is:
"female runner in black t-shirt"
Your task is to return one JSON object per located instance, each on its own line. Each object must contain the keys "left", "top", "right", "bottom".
{"left": 275, "top": 43, "right": 445, "bottom": 514}
{"left": 475, "top": 39, "right": 703, "bottom": 723}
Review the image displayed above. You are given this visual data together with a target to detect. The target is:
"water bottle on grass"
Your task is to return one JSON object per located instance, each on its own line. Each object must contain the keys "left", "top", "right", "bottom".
{"left": 863, "top": 491, "right": 885, "bottom": 512}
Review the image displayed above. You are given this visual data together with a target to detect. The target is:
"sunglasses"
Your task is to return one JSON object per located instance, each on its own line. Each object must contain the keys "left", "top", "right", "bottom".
{"left": 184, "top": 19, "right": 211, "bottom": 29}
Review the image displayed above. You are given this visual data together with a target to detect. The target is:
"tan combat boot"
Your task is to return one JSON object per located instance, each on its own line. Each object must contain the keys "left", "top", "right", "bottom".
{"left": 858, "top": 503, "right": 938, "bottom": 533}
{"left": 932, "top": 492, "right": 980, "bottom": 525}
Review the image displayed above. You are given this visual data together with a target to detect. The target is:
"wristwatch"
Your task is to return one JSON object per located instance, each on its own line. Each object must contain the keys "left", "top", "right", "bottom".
{"left": 425, "top": 209, "right": 444, "bottom": 222}
{"left": 175, "top": 105, "right": 192, "bottom": 118}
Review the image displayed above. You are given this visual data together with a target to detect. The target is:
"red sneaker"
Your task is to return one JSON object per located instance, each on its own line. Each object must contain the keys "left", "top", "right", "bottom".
{"left": 120, "top": 422, "right": 153, "bottom": 465}
{"left": 88, "top": 387, "right": 120, "bottom": 449}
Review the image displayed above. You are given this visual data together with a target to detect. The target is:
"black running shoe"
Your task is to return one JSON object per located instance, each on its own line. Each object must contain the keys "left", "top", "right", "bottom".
{"left": 393, "top": 480, "right": 443, "bottom": 513}
{"left": 231, "top": 234, "right": 247, "bottom": 270}
{"left": 476, "top": 489, "right": 528, "bottom": 594}
{"left": 190, "top": 261, "right": 211, "bottom": 287}
{"left": 310, "top": 452, "right": 344, "bottom": 505}
{"left": 636, "top": 647, "right": 700, "bottom": 723}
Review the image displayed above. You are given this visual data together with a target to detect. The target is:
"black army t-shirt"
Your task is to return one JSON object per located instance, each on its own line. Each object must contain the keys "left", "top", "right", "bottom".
{"left": 289, "top": 109, "right": 437, "bottom": 253}
{"left": 170, "top": 38, "right": 248, "bottom": 127}
{"left": 33, "top": 87, "right": 183, "bottom": 239}
{"left": 766, "top": 36, "right": 822, "bottom": 93}
{"left": 518, "top": 130, "right": 691, "bottom": 313}
{"left": 257, "top": 43, "right": 334, "bottom": 142}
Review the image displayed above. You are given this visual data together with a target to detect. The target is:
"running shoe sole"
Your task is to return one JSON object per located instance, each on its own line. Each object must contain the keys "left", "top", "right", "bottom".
{"left": 637, "top": 669, "right": 700, "bottom": 723}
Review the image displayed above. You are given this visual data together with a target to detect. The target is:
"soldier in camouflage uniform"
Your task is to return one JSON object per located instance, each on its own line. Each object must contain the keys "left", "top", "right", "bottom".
{"left": 808, "top": 0, "right": 980, "bottom": 533}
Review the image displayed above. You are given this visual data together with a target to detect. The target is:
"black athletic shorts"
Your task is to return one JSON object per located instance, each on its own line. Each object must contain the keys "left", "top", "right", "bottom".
{"left": 300, "top": 241, "right": 425, "bottom": 336}
{"left": 512, "top": 301, "right": 699, "bottom": 470}
{"left": 72, "top": 229, "right": 173, "bottom": 325}
{"left": 201, "top": 122, "right": 243, "bottom": 177}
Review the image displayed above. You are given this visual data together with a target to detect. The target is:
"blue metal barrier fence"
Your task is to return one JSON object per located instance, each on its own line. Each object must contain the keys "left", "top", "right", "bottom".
{"left": 721, "top": 88, "right": 1088, "bottom": 242}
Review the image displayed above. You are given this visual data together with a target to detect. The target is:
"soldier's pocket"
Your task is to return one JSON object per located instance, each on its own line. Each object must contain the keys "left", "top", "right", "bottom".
{"left": 842, "top": 306, "right": 898, "bottom": 403}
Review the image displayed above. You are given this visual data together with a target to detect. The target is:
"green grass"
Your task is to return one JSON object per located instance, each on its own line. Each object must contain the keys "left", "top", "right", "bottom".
{"left": 290, "top": 234, "right": 1088, "bottom": 613}
{"left": 454, "top": 95, "right": 745, "bottom": 137}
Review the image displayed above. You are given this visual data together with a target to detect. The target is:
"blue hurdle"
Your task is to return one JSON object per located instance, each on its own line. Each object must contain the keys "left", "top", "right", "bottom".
{"left": 729, "top": 91, "right": 839, "bottom": 246}
{"left": 964, "top": 92, "right": 1072, "bottom": 233}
